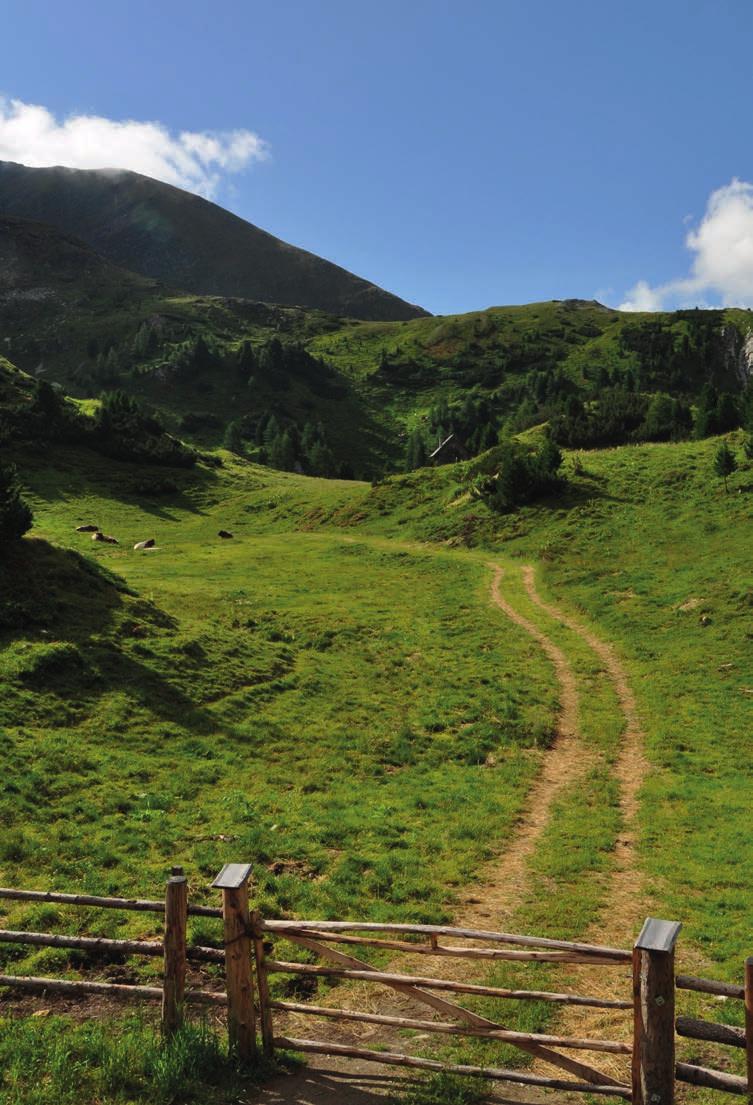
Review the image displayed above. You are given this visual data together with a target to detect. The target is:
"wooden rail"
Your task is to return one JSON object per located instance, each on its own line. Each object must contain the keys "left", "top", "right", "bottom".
{"left": 262, "top": 919, "right": 632, "bottom": 960}
{"left": 271, "top": 926, "right": 625, "bottom": 963}
{"left": 676, "top": 973, "right": 744, "bottom": 999}
{"left": 269, "top": 1000, "right": 632, "bottom": 1053}
{"left": 0, "top": 886, "right": 221, "bottom": 917}
{"left": 274, "top": 1037, "right": 633, "bottom": 1098}
{"left": 675, "top": 1062, "right": 747, "bottom": 1095}
{"left": 0, "top": 974, "right": 226, "bottom": 1004}
{"left": 676, "top": 1014, "right": 745, "bottom": 1049}
{"left": 0, "top": 928, "right": 224, "bottom": 962}
{"left": 265, "top": 958, "right": 632, "bottom": 1008}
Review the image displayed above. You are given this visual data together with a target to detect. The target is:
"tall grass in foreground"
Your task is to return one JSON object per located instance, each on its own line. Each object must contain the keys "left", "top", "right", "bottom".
{"left": 0, "top": 1015, "right": 272, "bottom": 1105}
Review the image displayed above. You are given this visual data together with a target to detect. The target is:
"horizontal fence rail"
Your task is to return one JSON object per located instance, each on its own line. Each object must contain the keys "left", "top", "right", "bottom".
{"left": 0, "top": 974, "right": 226, "bottom": 1005}
{"left": 269, "top": 1000, "right": 632, "bottom": 1053}
{"left": 266, "top": 959, "right": 633, "bottom": 1008}
{"left": 676, "top": 972, "right": 745, "bottom": 999}
{"left": 0, "top": 928, "right": 224, "bottom": 963}
{"left": 274, "top": 1037, "right": 633, "bottom": 1098}
{"left": 262, "top": 919, "right": 632, "bottom": 960}
{"left": 0, "top": 885, "right": 221, "bottom": 918}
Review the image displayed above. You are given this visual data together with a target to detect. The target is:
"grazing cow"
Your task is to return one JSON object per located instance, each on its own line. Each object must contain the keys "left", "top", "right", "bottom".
{"left": 218, "top": 530, "right": 234, "bottom": 539}
{"left": 133, "top": 539, "right": 156, "bottom": 550}
{"left": 76, "top": 524, "right": 100, "bottom": 533}
{"left": 92, "top": 532, "right": 119, "bottom": 545}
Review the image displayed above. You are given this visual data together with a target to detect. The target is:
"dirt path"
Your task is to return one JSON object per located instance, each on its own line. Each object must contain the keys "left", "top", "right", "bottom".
{"left": 519, "top": 565, "right": 648, "bottom": 1085}
{"left": 251, "top": 560, "right": 620, "bottom": 1102}
{"left": 452, "top": 565, "right": 595, "bottom": 927}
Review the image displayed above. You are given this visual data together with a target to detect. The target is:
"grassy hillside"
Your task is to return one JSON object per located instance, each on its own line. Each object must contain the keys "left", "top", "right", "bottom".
{"left": 0, "top": 425, "right": 751, "bottom": 1099}
{"left": 4, "top": 212, "right": 753, "bottom": 481}
{"left": 0, "top": 161, "right": 428, "bottom": 321}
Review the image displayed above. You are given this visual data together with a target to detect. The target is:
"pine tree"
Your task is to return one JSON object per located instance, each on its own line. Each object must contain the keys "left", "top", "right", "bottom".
{"left": 405, "top": 429, "right": 428, "bottom": 471}
{"left": 269, "top": 430, "right": 296, "bottom": 471}
{"left": 0, "top": 462, "right": 33, "bottom": 546}
{"left": 714, "top": 442, "right": 738, "bottom": 492}
{"left": 224, "top": 420, "right": 245, "bottom": 454}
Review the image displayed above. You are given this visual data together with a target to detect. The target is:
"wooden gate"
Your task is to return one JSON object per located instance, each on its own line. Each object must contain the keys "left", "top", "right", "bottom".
{"left": 1, "top": 866, "right": 752, "bottom": 1103}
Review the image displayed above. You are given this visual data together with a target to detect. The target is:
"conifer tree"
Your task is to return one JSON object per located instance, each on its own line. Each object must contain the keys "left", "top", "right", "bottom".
{"left": 714, "top": 441, "right": 738, "bottom": 492}
{"left": 0, "top": 462, "right": 33, "bottom": 546}
{"left": 224, "top": 420, "right": 245, "bottom": 454}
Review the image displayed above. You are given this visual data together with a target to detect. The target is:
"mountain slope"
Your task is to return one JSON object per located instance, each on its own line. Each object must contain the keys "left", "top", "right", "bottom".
{"left": 0, "top": 161, "right": 428, "bottom": 322}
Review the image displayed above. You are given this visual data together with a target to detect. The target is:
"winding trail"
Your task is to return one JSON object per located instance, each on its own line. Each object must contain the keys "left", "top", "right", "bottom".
{"left": 452, "top": 565, "right": 594, "bottom": 927}
{"left": 517, "top": 564, "right": 648, "bottom": 1085}
{"left": 257, "top": 555, "right": 648, "bottom": 1102}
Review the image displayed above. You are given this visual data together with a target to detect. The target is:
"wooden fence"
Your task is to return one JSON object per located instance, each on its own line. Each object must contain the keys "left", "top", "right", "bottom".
{"left": 0, "top": 865, "right": 750, "bottom": 1103}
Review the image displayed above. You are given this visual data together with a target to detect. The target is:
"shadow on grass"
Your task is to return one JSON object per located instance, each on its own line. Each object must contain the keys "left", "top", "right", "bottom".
{"left": 13, "top": 442, "right": 220, "bottom": 520}
{"left": 0, "top": 539, "right": 216, "bottom": 736}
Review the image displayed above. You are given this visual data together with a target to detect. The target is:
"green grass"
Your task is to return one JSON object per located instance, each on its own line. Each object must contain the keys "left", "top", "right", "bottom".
{"left": 0, "top": 1014, "right": 275, "bottom": 1105}
{"left": 4, "top": 427, "right": 753, "bottom": 1102}
{"left": 1, "top": 447, "right": 558, "bottom": 943}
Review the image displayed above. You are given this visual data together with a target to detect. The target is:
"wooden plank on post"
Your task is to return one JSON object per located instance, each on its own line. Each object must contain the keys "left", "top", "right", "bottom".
{"left": 213, "top": 864, "right": 256, "bottom": 1062}
{"left": 745, "top": 957, "right": 753, "bottom": 1105}
{"left": 633, "top": 917, "right": 681, "bottom": 1105}
{"left": 251, "top": 909, "right": 274, "bottom": 1058}
{"left": 162, "top": 866, "right": 188, "bottom": 1036}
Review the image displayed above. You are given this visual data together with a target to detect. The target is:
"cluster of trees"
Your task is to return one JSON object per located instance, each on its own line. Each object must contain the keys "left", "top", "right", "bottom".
{"left": 405, "top": 393, "right": 502, "bottom": 471}
{"left": 224, "top": 412, "right": 344, "bottom": 477}
{"left": 618, "top": 312, "right": 729, "bottom": 393}
{"left": 471, "top": 437, "right": 565, "bottom": 513}
{"left": 93, "top": 391, "right": 196, "bottom": 467}
{"left": 549, "top": 390, "right": 693, "bottom": 448}
{"left": 3, "top": 380, "right": 196, "bottom": 469}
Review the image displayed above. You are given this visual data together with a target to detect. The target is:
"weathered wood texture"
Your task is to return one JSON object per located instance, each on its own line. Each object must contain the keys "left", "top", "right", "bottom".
{"left": 263, "top": 919, "right": 630, "bottom": 960}
{"left": 269, "top": 1000, "right": 631, "bottom": 1053}
{"left": 162, "top": 869, "right": 187, "bottom": 1035}
{"left": 273, "top": 1037, "right": 632, "bottom": 1098}
{"left": 0, "top": 928, "right": 223, "bottom": 962}
{"left": 266, "top": 958, "right": 631, "bottom": 1008}
{"left": 745, "top": 957, "right": 753, "bottom": 1104}
{"left": 0, "top": 886, "right": 220, "bottom": 917}
{"left": 676, "top": 1015, "right": 745, "bottom": 1048}
{"left": 221, "top": 883, "right": 256, "bottom": 1061}
{"left": 0, "top": 974, "right": 226, "bottom": 1004}
{"left": 251, "top": 909, "right": 274, "bottom": 1058}
{"left": 676, "top": 973, "right": 744, "bottom": 999}
{"left": 675, "top": 1062, "right": 747, "bottom": 1095}
{"left": 632, "top": 919, "right": 680, "bottom": 1105}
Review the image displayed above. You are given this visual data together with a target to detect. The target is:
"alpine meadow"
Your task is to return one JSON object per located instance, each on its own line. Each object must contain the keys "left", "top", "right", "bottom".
{"left": 2, "top": 12, "right": 753, "bottom": 1103}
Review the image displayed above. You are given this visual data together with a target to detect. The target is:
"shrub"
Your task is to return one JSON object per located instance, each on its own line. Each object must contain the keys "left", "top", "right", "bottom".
{"left": 470, "top": 438, "right": 564, "bottom": 513}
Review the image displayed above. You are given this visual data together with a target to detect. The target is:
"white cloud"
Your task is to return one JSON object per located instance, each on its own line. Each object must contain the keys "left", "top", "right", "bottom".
{"left": 619, "top": 179, "right": 753, "bottom": 312}
{"left": 0, "top": 98, "right": 268, "bottom": 198}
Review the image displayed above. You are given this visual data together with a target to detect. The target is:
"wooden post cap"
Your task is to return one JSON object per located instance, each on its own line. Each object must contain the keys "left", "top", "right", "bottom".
{"left": 211, "top": 863, "right": 252, "bottom": 890}
{"left": 634, "top": 918, "right": 682, "bottom": 953}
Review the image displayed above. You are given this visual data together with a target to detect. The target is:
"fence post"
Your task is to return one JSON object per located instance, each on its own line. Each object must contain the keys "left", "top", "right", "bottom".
{"left": 251, "top": 909, "right": 274, "bottom": 1058}
{"left": 212, "top": 863, "right": 256, "bottom": 1062}
{"left": 162, "top": 865, "right": 188, "bottom": 1036}
{"left": 744, "top": 957, "right": 753, "bottom": 1104}
{"left": 633, "top": 917, "right": 681, "bottom": 1105}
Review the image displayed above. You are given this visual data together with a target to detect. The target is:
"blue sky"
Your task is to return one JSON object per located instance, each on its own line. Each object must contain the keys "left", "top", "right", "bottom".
{"left": 3, "top": 0, "right": 753, "bottom": 315}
